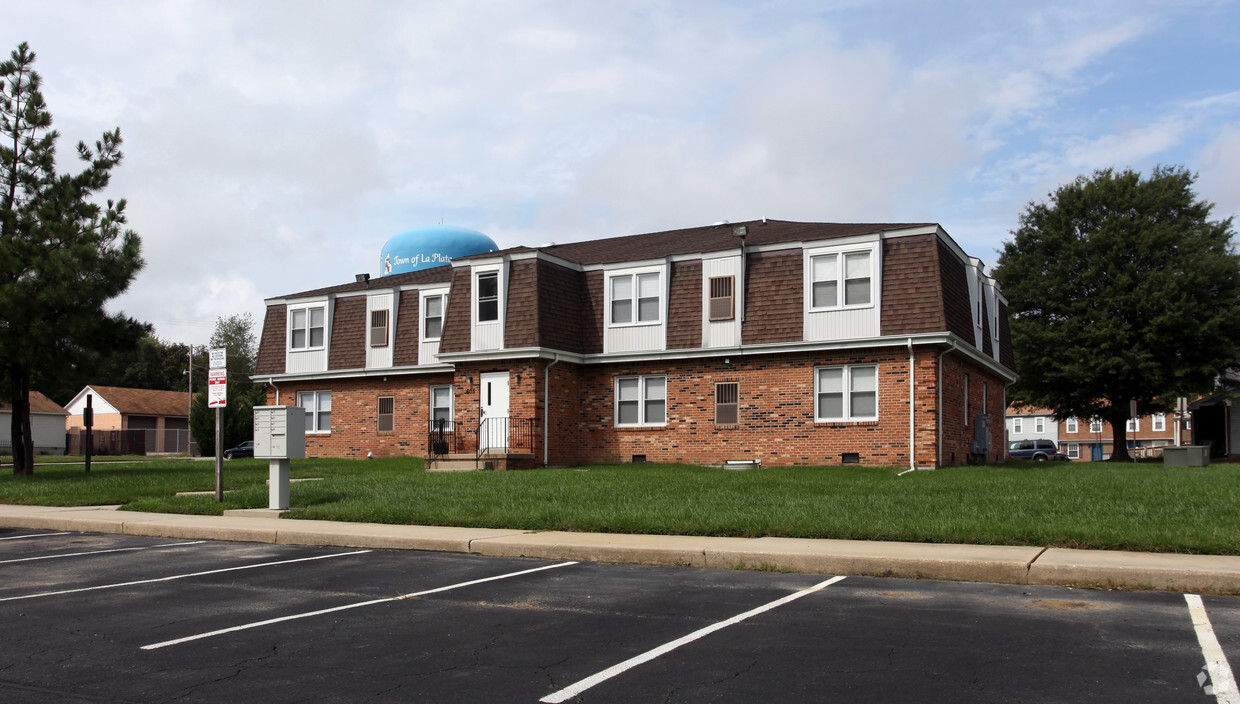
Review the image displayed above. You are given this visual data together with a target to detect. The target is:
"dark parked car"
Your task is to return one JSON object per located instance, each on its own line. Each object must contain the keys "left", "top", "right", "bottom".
{"left": 223, "top": 440, "right": 255, "bottom": 460}
{"left": 1008, "top": 439, "right": 1068, "bottom": 461}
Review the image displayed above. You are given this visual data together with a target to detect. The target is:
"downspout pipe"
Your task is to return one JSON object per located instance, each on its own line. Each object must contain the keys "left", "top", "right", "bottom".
{"left": 544, "top": 354, "right": 561, "bottom": 466}
{"left": 898, "top": 338, "right": 917, "bottom": 476}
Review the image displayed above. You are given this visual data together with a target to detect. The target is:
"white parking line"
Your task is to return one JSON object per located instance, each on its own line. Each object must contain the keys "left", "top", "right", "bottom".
{"left": 0, "top": 540, "right": 206, "bottom": 565}
{"left": 141, "top": 560, "right": 579, "bottom": 650}
{"left": 540, "top": 575, "right": 848, "bottom": 703}
{"left": 1187, "top": 594, "right": 1239, "bottom": 703}
{"left": 0, "top": 532, "right": 72, "bottom": 541}
{"left": 0, "top": 550, "right": 371, "bottom": 603}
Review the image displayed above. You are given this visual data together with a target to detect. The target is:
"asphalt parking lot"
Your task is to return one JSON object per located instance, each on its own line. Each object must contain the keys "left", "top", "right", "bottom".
{"left": 2, "top": 528, "right": 1238, "bottom": 703}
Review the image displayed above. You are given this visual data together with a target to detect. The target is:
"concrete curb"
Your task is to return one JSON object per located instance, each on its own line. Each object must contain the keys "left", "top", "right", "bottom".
{"left": 3, "top": 504, "right": 1240, "bottom": 594}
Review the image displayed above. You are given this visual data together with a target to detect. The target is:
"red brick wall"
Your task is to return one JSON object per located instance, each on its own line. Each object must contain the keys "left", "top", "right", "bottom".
{"left": 938, "top": 353, "right": 1008, "bottom": 466}
{"left": 267, "top": 374, "right": 452, "bottom": 459}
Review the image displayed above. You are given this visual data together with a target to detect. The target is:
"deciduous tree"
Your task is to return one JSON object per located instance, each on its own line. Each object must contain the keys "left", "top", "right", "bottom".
{"left": 994, "top": 166, "right": 1240, "bottom": 461}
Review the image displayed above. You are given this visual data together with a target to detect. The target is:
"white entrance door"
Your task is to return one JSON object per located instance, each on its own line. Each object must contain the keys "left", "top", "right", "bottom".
{"left": 479, "top": 371, "right": 510, "bottom": 452}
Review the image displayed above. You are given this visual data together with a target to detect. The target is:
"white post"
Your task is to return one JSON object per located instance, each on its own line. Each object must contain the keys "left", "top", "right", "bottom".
{"left": 269, "top": 459, "right": 290, "bottom": 510}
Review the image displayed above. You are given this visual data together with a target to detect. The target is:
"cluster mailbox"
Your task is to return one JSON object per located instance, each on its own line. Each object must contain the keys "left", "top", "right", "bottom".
{"left": 254, "top": 406, "right": 306, "bottom": 459}
{"left": 253, "top": 406, "right": 306, "bottom": 510}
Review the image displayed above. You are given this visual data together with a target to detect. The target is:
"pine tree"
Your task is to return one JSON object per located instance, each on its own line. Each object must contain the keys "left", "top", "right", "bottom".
{"left": 0, "top": 42, "right": 144, "bottom": 475}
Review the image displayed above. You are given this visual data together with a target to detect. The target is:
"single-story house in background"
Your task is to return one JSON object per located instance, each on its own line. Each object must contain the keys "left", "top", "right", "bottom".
{"left": 64, "top": 386, "right": 192, "bottom": 455}
{"left": 254, "top": 218, "right": 1017, "bottom": 469}
{"left": 0, "top": 391, "right": 69, "bottom": 455}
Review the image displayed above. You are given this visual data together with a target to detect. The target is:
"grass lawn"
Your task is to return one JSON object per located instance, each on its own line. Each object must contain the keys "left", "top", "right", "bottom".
{"left": 0, "top": 457, "right": 1237, "bottom": 555}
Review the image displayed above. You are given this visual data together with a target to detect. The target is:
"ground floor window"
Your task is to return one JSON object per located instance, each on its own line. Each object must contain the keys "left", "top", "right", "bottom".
{"left": 715, "top": 382, "right": 738, "bottom": 425}
{"left": 431, "top": 386, "right": 453, "bottom": 430}
{"left": 377, "top": 396, "right": 394, "bottom": 433}
{"left": 615, "top": 375, "right": 666, "bottom": 427}
{"left": 1066, "top": 443, "right": 1080, "bottom": 459}
{"left": 297, "top": 391, "right": 332, "bottom": 433}
{"left": 815, "top": 364, "right": 877, "bottom": 422}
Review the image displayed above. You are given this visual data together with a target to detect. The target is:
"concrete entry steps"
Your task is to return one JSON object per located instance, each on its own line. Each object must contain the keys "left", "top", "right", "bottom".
{"left": 2, "top": 503, "right": 1240, "bottom": 594}
{"left": 426, "top": 453, "right": 539, "bottom": 471}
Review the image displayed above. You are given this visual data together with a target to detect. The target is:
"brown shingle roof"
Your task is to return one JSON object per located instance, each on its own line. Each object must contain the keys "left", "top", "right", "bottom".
{"left": 85, "top": 386, "right": 190, "bottom": 418}
{"left": 277, "top": 265, "right": 454, "bottom": 300}
{"left": 0, "top": 391, "right": 67, "bottom": 415}
{"left": 460, "top": 219, "right": 936, "bottom": 266}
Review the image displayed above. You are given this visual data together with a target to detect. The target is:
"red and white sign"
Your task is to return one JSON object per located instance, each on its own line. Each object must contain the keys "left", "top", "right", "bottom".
{"left": 208, "top": 368, "right": 227, "bottom": 408}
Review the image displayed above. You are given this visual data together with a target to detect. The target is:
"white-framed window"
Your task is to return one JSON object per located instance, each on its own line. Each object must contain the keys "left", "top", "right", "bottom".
{"left": 708, "top": 276, "right": 735, "bottom": 321}
{"left": 1153, "top": 413, "right": 1166, "bottom": 432}
{"left": 1127, "top": 417, "right": 1140, "bottom": 432}
{"left": 815, "top": 365, "right": 878, "bottom": 422}
{"left": 1067, "top": 443, "right": 1080, "bottom": 459}
{"left": 610, "top": 272, "right": 661, "bottom": 325}
{"left": 810, "top": 250, "right": 872, "bottom": 309}
{"left": 430, "top": 385, "right": 453, "bottom": 430}
{"left": 1066, "top": 418, "right": 1079, "bottom": 433}
{"left": 377, "top": 396, "right": 394, "bottom": 433}
{"left": 1090, "top": 419, "right": 1103, "bottom": 434}
{"left": 615, "top": 375, "right": 666, "bottom": 427}
{"left": 476, "top": 271, "right": 499, "bottom": 323}
{"left": 1035, "top": 417, "right": 1045, "bottom": 434}
{"left": 1012, "top": 418, "right": 1023, "bottom": 434}
{"left": 289, "top": 305, "right": 325, "bottom": 350}
{"left": 370, "top": 309, "right": 389, "bottom": 347}
{"left": 297, "top": 391, "right": 332, "bottom": 433}
{"left": 423, "top": 293, "right": 445, "bottom": 340}
{"left": 715, "top": 382, "right": 739, "bottom": 425}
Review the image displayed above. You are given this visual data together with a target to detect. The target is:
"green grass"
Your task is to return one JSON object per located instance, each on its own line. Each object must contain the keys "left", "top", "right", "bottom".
{"left": 1, "top": 457, "right": 1238, "bottom": 555}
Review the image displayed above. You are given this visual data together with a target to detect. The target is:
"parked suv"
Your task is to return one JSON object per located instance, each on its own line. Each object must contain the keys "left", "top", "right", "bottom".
{"left": 1008, "top": 439, "right": 1068, "bottom": 461}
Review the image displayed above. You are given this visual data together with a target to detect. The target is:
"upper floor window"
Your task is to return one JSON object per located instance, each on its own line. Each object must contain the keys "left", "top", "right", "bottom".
{"left": 1066, "top": 418, "right": 1078, "bottom": 433}
{"left": 1012, "top": 418, "right": 1023, "bottom": 434}
{"left": 1090, "top": 419, "right": 1103, "bottom": 434}
{"left": 1127, "top": 417, "right": 1140, "bottom": 433}
{"left": 815, "top": 364, "right": 877, "bottom": 422}
{"left": 708, "top": 276, "right": 735, "bottom": 321}
{"left": 369, "top": 309, "right": 389, "bottom": 347}
{"left": 1034, "top": 417, "right": 1045, "bottom": 434}
{"left": 811, "top": 251, "right": 872, "bottom": 309}
{"left": 611, "top": 272, "right": 660, "bottom": 325}
{"left": 615, "top": 375, "right": 666, "bottom": 427}
{"left": 289, "top": 306, "right": 325, "bottom": 350}
{"left": 477, "top": 271, "right": 499, "bottom": 323}
{"left": 424, "top": 294, "right": 444, "bottom": 340}
{"left": 1153, "top": 413, "right": 1166, "bottom": 432}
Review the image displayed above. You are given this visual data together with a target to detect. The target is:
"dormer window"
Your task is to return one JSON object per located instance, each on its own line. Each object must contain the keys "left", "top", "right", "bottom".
{"left": 369, "top": 309, "right": 389, "bottom": 347}
{"left": 424, "top": 294, "right": 444, "bottom": 339}
{"left": 477, "top": 271, "right": 499, "bottom": 323}
{"left": 810, "top": 250, "right": 872, "bottom": 309}
{"left": 709, "top": 276, "right": 735, "bottom": 321}
{"left": 289, "top": 305, "right": 325, "bottom": 350}
{"left": 610, "top": 272, "right": 660, "bottom": 325}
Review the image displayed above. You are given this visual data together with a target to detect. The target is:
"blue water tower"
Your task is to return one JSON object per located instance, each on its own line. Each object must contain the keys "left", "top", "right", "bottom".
{"left": 380, "top": 225, "right": 498, "bottom": 275}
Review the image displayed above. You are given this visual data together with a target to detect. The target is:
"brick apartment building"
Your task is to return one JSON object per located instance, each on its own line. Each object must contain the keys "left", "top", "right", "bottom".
{"left": 253, "top": 219, "right": 1016, "bottom": 468}
{"left": 1005, "top": 405, "right": 1187, "bottom": 461}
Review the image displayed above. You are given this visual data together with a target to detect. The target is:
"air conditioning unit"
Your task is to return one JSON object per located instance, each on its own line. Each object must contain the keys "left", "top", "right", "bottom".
{"left": 970, "top": 413, "right": 990, "bottom": 463}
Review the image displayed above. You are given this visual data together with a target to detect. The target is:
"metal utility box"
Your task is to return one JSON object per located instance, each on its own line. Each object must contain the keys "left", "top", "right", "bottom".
{"left": 253, "top": 406, "right": 306, "bottom": 460}
{"left": 1163, "top": 445, "right": 1210, "bottom": 467}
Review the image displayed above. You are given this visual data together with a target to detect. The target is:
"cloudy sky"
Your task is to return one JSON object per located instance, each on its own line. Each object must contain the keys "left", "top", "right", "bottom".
{"left": 4, "top": 1, "right": 1238, "bottom": 345}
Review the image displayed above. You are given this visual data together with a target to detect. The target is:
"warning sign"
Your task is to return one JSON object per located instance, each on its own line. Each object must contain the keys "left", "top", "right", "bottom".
{"left": 208, "top": 368, "right": 227, "bottom": 409}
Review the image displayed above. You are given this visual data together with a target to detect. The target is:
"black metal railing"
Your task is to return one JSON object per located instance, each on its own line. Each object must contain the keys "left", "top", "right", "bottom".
{"left": 474, "top": 417, "right": 537, "bottom": 468}
{"left": 427, "top": 419, "right": 463, "bottom": 463}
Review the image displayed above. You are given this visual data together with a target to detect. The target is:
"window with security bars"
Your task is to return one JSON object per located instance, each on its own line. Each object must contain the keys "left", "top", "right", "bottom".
{"left": 715, "top": 382, "right": 739, "bottom": 425}
{"left": 709, "top": 276, "right": 735, "bottom": 321}
{"left": 377, "top": 396, "right": 394, "bottom": 432}
{"left": 370, "top": 309, "right": 389, "bottom": 347}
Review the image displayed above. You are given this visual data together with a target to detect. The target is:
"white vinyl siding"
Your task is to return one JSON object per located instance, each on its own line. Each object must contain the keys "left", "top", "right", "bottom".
{"left": 420, "top": 289, "right": 448, "bottom": 364}
{"left": 471, "top": 264, "right": 505, "bottom": 352}
{"left": 366, "top": 292, "right": 395, "bottom": 369}
{"left": 604, "top": 264, "right": 668, "bottom": 354}
{"left": 804, "top": 243, "right": 880, "bottom": 342}
{"left": 702, "top": 255, "right": 743, "bottom": 348}
{"left": 286, "top": 301, "right": 330, "bottom": 373}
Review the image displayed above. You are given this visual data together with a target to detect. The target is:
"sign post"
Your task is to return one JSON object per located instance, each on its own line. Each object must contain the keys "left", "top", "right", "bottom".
{"left": 209, "top": 348, "right": 227, "bottom": 502}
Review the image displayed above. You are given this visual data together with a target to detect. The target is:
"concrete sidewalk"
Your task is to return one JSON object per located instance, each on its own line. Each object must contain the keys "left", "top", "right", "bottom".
{"left": 2, "top": 503, "right": 1239, "bottom": 594}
